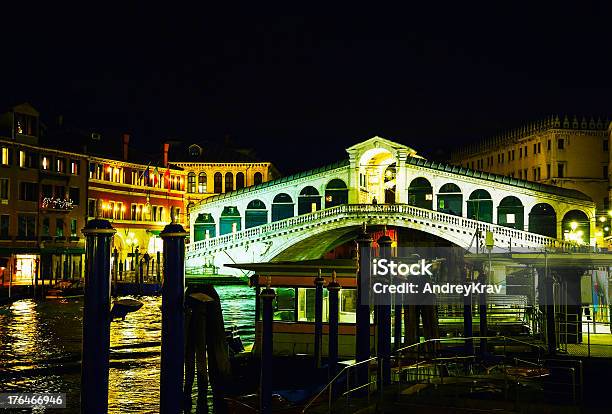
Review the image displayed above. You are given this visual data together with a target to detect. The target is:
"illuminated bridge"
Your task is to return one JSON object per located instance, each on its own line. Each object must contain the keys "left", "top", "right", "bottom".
{"left": 186, "top": 137, "right": 595, "bottom": 276}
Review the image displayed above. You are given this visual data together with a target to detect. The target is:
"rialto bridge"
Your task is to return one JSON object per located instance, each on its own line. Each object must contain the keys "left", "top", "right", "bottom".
{"left": 185, "top": 137, "right": 595, "bottom": 276}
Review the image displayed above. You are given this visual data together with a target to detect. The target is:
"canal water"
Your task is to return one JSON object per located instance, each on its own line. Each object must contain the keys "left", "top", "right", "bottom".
{"left": 0, "top": 285, "right": 255, "bottom": 413}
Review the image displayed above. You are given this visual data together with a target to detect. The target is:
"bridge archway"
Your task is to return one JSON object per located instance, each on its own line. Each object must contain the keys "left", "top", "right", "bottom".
{"left": 562, "top": 209, "right": 590, "bottom": 244}
{"left": 268, "top": 218, "right": 471, "bottom": 262}
{"left": 245, "top": 200, "right": 268, "bottom": 229}
{"left": 383, "top": 163, "right": 396, "bottom": 203}
{"left": 529, "top": 203, "right": 556, "bottom": 238}
{"left": 325, "top": 179, "right": 348, "bottom": 208}
{"left": 298, "top": 186, "right": 321, "bottom": 215}
{"left": 467, "top": 189, "right": 493, "bottom": 223}
{"left": 408, "top": 177, "right": 433, "bottom": 210}
{"left": 194, "top": 213, "right": 216, "bottom": 241}
{"left": 437, "top": 183, "right": 462, "bottom": 216}
{"left": 357, "top": 146, "right": 397, "bottom": 204}
{"left": 497, "top": 196, "right": 524, "bottom": 230}
{"left": 220, "top": 206, "right": 241, "bottom": 235}
{"left": 272, "top": 193, "right": 295, "bottom": 222}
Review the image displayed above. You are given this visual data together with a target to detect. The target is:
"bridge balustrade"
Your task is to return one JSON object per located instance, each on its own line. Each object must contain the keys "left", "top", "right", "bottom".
{"left": 187, "top": 203, "right": 573, "bottom": 255}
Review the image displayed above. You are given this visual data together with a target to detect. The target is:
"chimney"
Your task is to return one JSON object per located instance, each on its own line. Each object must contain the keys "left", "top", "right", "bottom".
{"left": 122, "top": 134, "right": 130, "bottom": 161}
{"left": 163, "top": 143, "right": 170, "bottom": 167}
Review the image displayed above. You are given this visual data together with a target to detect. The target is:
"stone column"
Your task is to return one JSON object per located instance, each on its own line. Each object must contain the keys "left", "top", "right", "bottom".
{"left": 395, "top": 150, "right": 408, "bottom": 204}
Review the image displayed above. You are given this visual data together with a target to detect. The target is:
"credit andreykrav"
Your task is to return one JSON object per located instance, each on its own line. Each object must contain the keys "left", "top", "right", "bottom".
{"left": 369, "top": 258, "right": 502, "bottom": 304}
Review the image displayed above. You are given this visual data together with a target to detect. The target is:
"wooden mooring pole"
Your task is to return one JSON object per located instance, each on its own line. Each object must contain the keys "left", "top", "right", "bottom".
{"left": 160, "top": 222, "right": 188, "bottom": 414}
{"left": 81, "top": 218, "right": 116, "bottom": 414}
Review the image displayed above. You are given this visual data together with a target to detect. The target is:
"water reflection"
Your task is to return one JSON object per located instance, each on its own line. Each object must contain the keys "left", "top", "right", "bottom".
{"left": 0, "top": 285, "right": 255, "bottom": 413}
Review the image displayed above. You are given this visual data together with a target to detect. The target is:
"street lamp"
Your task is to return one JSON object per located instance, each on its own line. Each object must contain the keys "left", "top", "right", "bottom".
{"left": 126, "top": 232, "right": 137, "bottom": 270}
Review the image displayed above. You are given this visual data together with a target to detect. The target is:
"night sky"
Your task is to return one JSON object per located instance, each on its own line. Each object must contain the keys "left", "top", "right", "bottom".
{"left": 2, "top": 3, "right": 611, "bottom": 174}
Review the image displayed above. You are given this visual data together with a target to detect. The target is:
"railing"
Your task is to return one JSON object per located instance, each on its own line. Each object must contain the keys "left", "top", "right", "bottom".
{"left": 302, "top": 335, "right": 558, "bottom": 413}
{"left": 301, "top": 357, "right": 378, "bottom": 413}
{"left": 187, "top": 203, "right": 574, "bottom": 255}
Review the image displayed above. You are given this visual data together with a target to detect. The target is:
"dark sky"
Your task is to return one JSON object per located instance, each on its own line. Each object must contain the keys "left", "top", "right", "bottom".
{"left": 2, "top": 3, "right": 612, "bottom": 173}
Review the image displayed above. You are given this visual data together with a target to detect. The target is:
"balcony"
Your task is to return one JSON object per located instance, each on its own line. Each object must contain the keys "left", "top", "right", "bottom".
{"left": 41, "top": 197, "right": 75, "bottom": 212}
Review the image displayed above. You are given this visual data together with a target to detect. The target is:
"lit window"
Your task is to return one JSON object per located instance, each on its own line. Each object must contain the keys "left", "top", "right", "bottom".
{"left": 198, "top": 172, "right": 207, "bottom": 193}
{"left": 19, "top": 150, "right": 25, "bottom": 167}
{"left": 1, "top": 147, "right": 10, "bottom": 165}
{"left": 187, "top": 172, "right": 196, "bottom": 193}
{"left": 41, "top": 156, "right": 49, "bottom": 170}
{"left": 70, "top": 160, "right": 80, "bottom": 175}
{"left": 56, "top": 158, "right": 66, "bottom": 173}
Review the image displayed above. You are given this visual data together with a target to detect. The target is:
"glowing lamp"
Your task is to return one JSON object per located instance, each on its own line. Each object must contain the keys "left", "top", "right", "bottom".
{"left": 600, "top": 216, "right": 607, "bottom": 222}
{"left": 570, "top": 221, "right": 578, "bottom": 231}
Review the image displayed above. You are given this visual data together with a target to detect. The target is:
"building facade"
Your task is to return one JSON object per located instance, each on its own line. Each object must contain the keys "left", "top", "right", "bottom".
{"left": 168, "top": 142, "right": 279, "bottom": 224}
{"left": 0, "top": 104, "right": 88, "bottom": 285}
{"left": 450, "top": 116, "right": 611, "bottom": 215}
{"left": 86, "top": 150, "right": 187, "bottom": 276}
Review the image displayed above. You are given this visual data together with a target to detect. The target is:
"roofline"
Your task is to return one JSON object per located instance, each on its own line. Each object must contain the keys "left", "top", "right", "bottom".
{"left": 195, "top": 159, "right": 350, "bottom": 206}
{"left": 408, "top": 157, "right": 592, "bottom": 202}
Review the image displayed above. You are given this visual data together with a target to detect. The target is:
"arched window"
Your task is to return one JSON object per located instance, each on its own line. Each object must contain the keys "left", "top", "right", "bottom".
{"left": 236, "top": 172, "right": 245, "bottom": 189}
{"left": 272, "top": 193, "right": 294, "bottom": 222}
{"left": 325, "top": 179, "right": 348, "bottom": 208}
{"left": 213, "top": 172, "right": 222, "bottom": 193}
{"left": 187, "top": 172, "right": 196, "bottom": 193}
{"left": 225, "top": 172, "right": 234, "bottom": 192}
{"left": 245, "top": 199, "right": 267, "bottom": 228}
{"left": 437, "top": 183, "right": 462, "bottom": 216}
{"left": 467, "top": 189, "right": 493, "bottom": 223}
{"left": 198, "top": 172, "right": 207, "bottom": 193}
{"left": 408, "top": 177, "right": 433, "bottom": 210}
{"left": 254, "top": 172, "right": 263, "bottom": 185}
{"left": 298, "top": 186, "right": 321, "bottom": 215}
{"left": 529, "top": 203, "right": 556, "bottom": 238}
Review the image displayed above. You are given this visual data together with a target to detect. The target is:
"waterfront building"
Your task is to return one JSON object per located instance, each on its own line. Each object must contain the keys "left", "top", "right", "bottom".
{"left": 80, "top": 134, "right": 187, "bottom": 275}
{"left": 450, "top": 116, "right": 611, "bottom": 213}
{"left": 0, "top": 103, "right": 88, "bottom": 285}
{"left": 167, "top": 140, "right": 279, "bottom": 224}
